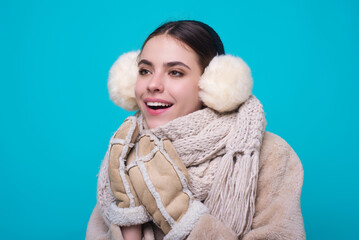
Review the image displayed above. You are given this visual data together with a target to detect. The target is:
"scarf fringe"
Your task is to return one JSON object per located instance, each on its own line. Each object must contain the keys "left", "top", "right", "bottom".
{"left": 205, "top": 151, "right": 258, "bottom": 237}
{"left": 205, "top": 96, "right": 265, "bottom": 238}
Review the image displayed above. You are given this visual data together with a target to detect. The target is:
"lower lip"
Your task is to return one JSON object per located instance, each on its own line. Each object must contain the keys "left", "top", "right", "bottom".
{"left": 145, "top": 105, "right": 172, "bottom": 115}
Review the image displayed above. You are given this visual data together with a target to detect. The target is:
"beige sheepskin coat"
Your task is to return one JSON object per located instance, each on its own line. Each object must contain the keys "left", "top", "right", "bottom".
{"left": 86, "top": 131, "right": 305, "bottom": 240}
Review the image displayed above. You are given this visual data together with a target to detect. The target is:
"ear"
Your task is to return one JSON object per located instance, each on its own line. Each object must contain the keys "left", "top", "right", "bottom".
{"left": 199, "top": 55, "right": 253, "bottom": 112}
{"left": 108, "top": 51, "right": 140, "bottom": 111}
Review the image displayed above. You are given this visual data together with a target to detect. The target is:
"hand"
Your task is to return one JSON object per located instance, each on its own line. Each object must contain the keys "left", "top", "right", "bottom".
{"left": 107, "top": 117, "right": 149, "bottom": 226}
{"left": 121, "top": 225, "right": 142, "bottom": 240}
{"left": 126, "top": 134, "right": 208, "bottom": 240}
{"left": 108, "top": 117, "right": 139, "bottom": 208}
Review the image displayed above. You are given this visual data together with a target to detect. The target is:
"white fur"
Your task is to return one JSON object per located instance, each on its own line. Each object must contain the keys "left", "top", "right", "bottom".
{"left": 108, "top": 51, "right": 139, "bottom": 111}
{"left": 199, "top": 55, "right": 253, "bottom": 112}
{"left": 107, "top": 52, "right": 253, "bottom": 112}
{"left": 108, "top": 202, "right": 150, "bottom": 226}
{"left": 164, "top": 201, "right": 209, "bottom": 240}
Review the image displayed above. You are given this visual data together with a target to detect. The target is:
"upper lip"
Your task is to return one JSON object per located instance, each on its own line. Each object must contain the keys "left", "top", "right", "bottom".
{"left": 143, "top": 98, "right": 173, "bottom": 105}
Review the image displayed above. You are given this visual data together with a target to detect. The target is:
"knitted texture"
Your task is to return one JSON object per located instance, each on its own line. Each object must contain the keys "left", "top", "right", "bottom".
{"left": 139, "top": 95, "right": 266, "bottom": 237}
{"left": 97, "top": 95, "right": 266, "bottom": 238}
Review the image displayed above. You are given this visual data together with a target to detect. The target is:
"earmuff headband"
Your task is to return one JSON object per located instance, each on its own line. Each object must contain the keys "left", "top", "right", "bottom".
{"left": 187, "top": 20, "right": 225, "bottom": 55}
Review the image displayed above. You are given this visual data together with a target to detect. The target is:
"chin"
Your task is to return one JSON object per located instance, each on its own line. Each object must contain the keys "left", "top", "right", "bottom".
{"left": 147, "top": 122, "right": 163, "bottom": 129}
{"left": 146, "top": 119, "right": 162, "bottom": 129}
{"left": 146, "top": 117, "right": 172, "bottom": 129}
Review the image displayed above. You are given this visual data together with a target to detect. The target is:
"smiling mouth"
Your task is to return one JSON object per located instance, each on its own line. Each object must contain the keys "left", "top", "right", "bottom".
{"left": 146, "top": 102, "right": 173, "bottom": 110}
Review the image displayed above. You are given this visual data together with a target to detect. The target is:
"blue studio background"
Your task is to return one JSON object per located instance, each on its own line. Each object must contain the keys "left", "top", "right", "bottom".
{"left": 1, "top": 0, "right": 358, "bottom": 239}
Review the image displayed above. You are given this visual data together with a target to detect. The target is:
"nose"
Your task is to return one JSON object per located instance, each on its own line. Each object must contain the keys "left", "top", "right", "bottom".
{"left": 147, "top": 73, "right": 164, "bottom": 93}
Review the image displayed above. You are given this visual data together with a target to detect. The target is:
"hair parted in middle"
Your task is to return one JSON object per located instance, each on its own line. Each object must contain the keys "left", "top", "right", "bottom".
{"left": 141, "top": 20, "right": 225, "bottom": 72}
{"left": 108, "top": 20, "right": 253, "bottom": 113}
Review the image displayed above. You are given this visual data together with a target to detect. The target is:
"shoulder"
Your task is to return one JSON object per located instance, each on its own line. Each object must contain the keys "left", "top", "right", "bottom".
{"left": 259, "top": 131, "right": 302, "bottom": 170}
{"left": 258, "top": 131, "right": 304, "bottom": 194}
{"left": 260, "top": 131, "right": 294, "bottom": 156}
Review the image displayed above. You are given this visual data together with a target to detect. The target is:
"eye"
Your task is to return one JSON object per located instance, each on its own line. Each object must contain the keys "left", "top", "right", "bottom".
{"left": 139, "top": 68, "right": 151, "bottom": 76}
{"left": 169, "top": 70, "right": 184, "bottom": 77}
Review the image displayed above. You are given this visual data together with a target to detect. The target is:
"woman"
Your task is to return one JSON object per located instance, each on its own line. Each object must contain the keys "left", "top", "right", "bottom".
{"left": 86, "top": 20, "right": 305, "bottom": 240}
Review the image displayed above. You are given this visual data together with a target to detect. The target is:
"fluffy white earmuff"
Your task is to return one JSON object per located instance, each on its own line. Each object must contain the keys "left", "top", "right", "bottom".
{"left": 108, "top": 51, "right": 253, "bottom": 113}
{"left": 199, "top": 54, "right": 252, "bottom": 112}
{"left": 108, "top": 51, "right": 140, "bottom": 111}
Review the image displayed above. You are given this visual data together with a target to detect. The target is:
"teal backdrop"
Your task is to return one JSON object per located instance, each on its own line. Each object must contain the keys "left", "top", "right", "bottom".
{"left": 1, "top": 0, "right": 358, "bottom": 239}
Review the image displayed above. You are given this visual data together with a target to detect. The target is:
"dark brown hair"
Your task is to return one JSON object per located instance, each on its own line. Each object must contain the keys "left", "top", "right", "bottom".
{"left": 141, "top": 20, "right": 225, "bottom": 72}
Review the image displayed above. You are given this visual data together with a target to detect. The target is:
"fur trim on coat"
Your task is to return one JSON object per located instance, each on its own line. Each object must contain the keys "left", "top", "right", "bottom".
{"left": 85, "top": 131, "right": 305, "bottom": 240}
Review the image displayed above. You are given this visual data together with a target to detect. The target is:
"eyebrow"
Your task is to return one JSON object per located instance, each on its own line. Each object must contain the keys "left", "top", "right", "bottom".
{"left": 166, "top": 61, "right": 191, "bottom": 70}
{"left": 138, "top": 59, "right": 153, "bottom": 67}
{"left": 138, "top": 59, "right": 191, "bottom": 70}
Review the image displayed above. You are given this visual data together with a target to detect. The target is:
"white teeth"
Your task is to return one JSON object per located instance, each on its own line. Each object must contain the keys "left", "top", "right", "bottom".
{"left": 146, "top": 102, "right": 172, "bottom": 107}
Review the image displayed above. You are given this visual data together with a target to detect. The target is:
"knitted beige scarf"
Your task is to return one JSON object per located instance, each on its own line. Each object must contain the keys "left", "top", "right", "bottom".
{"left": 97, "top": 95, "right": 266, "bottom": 238}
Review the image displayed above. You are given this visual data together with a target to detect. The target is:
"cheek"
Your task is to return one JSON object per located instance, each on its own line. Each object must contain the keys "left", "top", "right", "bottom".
{"left": 189, "top": 78, "right": 201, "bottom": 98}
{"left": 175, "top": 80, "right": 201, "bottom": 108}
{"left": 134, "top": 79, "right": 143, "bottom": 99}
{"left": 189, "top": 86, "right": 201, "bottom": 106}
{"left": 134, "top": 80, "right": 146, "bottom": 108}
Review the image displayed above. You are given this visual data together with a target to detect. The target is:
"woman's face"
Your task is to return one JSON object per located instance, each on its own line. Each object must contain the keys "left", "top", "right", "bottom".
{"left": 135, "top": 34, "right": 203, "bottom": 129}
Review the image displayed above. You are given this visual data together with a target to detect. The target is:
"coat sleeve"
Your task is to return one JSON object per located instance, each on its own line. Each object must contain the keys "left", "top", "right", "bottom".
{"left": 85, "top": 204, "right": 126, "bottom": 240}
{"left": 85, "top": 204, "right": 109, "bottom": 240}
{"left": 242, "top": 132, "right": 305, "bottom": 240}
{"left": 86, "top": 204, "right": 160, "bottom": 240}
